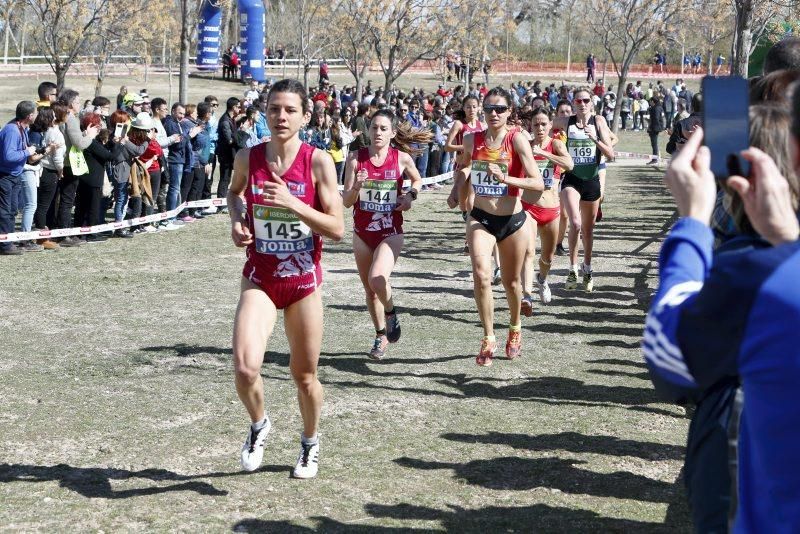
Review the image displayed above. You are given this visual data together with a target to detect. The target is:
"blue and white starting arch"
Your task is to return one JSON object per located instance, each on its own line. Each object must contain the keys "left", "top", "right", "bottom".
{"left": 196, "top": 0, "right": 266, "bottom": 82}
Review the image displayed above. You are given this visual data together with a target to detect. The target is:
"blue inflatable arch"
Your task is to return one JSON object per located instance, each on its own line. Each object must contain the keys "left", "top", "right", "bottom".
{"left": 196, "top": 0, "right": 266, "bottom": 82}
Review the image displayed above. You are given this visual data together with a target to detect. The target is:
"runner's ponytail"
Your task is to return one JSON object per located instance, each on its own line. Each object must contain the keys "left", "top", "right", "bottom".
{"left": 372, "top": 109, "right": 433, "bottom": 156}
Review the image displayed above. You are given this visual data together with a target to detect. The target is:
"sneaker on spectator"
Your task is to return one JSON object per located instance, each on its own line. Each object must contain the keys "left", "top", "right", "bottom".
{"left": 21, "top": 241, "right": 44, "bottom": 252}
{"left": 202, "top": 205, "right": 218, "bottom": 215}
{"left": 59, "top": 236, "right": 82, "bottom": 247}
{"left": 220, "top": 207, "right": 229, "bottom": 214}
{"left": 180, "top": 215, "right": 196, "bottom": 223}
{"left": 161, "top": 221, "right": 184, "bottom": 231}
{"left": 0, "top": 245, "right": 23, "bottom": 255}
{"left": 143, "top": 225, "right": 158, "bottom": 233}
{"left": 39, "top": 239, "right": 59, "bottom": 250}
{"left": 429, "top": 183, "right": 443, "bottom": 190}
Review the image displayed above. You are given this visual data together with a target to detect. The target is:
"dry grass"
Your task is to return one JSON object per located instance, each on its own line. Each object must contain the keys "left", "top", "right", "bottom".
{"left": 0, "top": 144, "right": 688, "bottom": 531}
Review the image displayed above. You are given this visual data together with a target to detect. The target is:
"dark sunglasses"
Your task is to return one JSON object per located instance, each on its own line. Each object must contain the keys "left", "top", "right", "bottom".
{"left": 483, "top": 104, "right": 509, "bottom": 114}
{"left": 211, "top": 103, "right": 219, "bottom": 107}
{"left": 574, "top": 98, "right": 592, "bottom": 104}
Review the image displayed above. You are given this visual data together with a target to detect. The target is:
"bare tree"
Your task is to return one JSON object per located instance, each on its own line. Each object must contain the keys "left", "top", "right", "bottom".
{"left": 330, "top": 2, "right": 374, "bottom": 98}
{"left": 368, "top": 0, "right": 490, "bottom": 92}
{"left": 730, "top": 0, "right": 796, "bottom": 77}
{"left": 592, "top": 0, "right": 683, "bottom": 132}
{"left": 26, "top": 0, "right": 110, "bottom": 90}
{"left": 286, "top": 0, "right": 337, "bottom": 89}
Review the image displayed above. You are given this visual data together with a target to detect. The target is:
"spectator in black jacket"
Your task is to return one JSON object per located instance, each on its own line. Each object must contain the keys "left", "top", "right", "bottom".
{"left": 80, "top": 127, "right": 123, "bottom": 240}
{"left": 216, "top": 97, "right": 240, "bottom": 209}
{"left": 163, "top": 103, "right": 189, "bottom": 223}
{"left": 667, "top": 93, "right": 703, "bottom": 155}
{"left": 646, "top": 97, "right": 667, "bottom": 165}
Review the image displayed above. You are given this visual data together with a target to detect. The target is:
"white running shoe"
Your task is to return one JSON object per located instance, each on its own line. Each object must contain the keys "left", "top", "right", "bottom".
{"left": 161, "top": 222, "right": 184, "bottom": 231}
{"left": 292, "top": 440, "right": 320, "bottom": 479}
{"left": 240, "top": 419, "right": 271, "bottom": 472}
{"left": 538, "top": 279, "right": 552, "bottom": 304}
{"left": 203, "top": 205, "right": 218, "bottom": 215}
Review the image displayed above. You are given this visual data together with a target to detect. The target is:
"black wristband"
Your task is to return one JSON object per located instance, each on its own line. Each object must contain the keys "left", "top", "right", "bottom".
{"left": 409, "top": 188, "right": 418, "bottom": 200}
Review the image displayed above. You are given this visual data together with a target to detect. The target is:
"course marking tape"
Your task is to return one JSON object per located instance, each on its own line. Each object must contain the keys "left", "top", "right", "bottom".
{"left": 0, "top": 172, "right": 456, "bottom": 243}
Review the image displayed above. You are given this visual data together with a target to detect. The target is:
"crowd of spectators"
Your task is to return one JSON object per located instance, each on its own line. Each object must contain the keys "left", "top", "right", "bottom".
{"left": 0, "top": 68, "right": 708, "bottom": 256}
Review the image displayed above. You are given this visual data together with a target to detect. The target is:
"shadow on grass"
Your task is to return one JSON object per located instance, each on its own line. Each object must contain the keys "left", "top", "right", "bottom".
{"left": 587, "top": 368, "right": 651, "bottom": 380}
{"left": 0, "top": 463, "right": 238, "bottom": 499}
{"left": 232, "top": 501, "right": 677, "bottom": 532}
{"left": 141, "top": 343, "right": 229, "bottom": 358}
{"left": 393, "top": 456, "right": 673, "bottom": 502}
{"left": 440, "top": 431, "right": 684, "bottom": 460}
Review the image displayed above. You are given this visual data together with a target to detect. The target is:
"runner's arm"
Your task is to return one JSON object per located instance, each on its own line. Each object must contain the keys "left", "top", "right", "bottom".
{"left": 502, "top": 134, "right": 543, "bottom": 192}
{"left": 455, "top": 134, "right": 474, "bottom": 207}
{"left": 227, "top": 148, "right": 253, "bottom": 247}
{"left": 540, "top": 139, "right": 574, "bottom": 172}
{"left": 300, "top": 149, "right": 344, "bottom": 241}
{"left": 398, "top": 151, "right": 422, "bottom": 195}
{"left": 592, "top": 116, "right": 615, "bottom": 161}
{"left": 444, "top": 121, "right": 464, "bottom": 153}
{"left": 341, "top": 151, "right": 360, "bottom": 208}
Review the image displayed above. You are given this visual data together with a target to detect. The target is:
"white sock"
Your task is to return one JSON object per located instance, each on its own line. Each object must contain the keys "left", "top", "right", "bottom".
{"left": 301, "top": 433, "right": 319, "bottom": 445}
{"left": 583, "top": 263, "right": 592, "bottom": 273}
{"left": 570, "top": 264, "right": 578, "bottom": 273}
{"left": 251, "top": 415, "right": 270, "bottom": 432}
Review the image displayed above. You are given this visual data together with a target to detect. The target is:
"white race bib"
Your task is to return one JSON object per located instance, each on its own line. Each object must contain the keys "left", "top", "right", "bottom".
{"left": 538, "top": 159, "right": 555, "bottom": 190}
{"left": 253, "top": 205, "right": 313, "bottom": 255}
{"left": 471, "top": 160, "right": 508, "bottom": 197}
{"left": 359, "top": 179, "right": 398, "bottom": 213}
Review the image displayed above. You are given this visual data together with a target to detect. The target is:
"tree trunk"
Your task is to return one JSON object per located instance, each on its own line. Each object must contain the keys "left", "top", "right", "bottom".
{"left": 179, "top": 0, "right": 190, "bottom": 104}
{"left": 95, "top": 55, "right": 106, "bottom": 97}
{"left": 612, "top": 71, "right": 628, "bottom": 134}
{"left": 55, "top": 64, "right": 67, "bottom": 92}
{"left": 565, "top": 16, "right": 572, "bottom": 73}
{"left": 18, "top": 8, "right": 26, "bottom": 71}
{"left": 303, "top": 62, "right": 309, "bottom": 90}
{"left": 680, "top": 42, "right": 685, "bottom": 75}
{"left": 3, "top": 8, "right": 10, "bottom": 65}
{"left": 731, "top": 0, "right": 753, "bottom": 77}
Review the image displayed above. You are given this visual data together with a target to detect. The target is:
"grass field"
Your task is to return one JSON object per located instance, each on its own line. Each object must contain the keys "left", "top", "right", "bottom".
{"left": 0, "top": 143, "right": 689, "bottom": 532}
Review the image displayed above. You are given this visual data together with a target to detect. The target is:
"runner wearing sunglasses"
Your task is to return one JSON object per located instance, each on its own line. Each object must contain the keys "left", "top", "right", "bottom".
{"left": 520, "top": 106, "right": 574, "bottom": 314}
{"left": 552, "top": 87, "right": 615, "bottom": 292}
{"left": 456, "top": 87, "right": 543, "bottom": 366}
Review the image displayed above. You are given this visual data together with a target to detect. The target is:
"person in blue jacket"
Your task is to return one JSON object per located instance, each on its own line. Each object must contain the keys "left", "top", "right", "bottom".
{"left": 643, "top": 126, "right": 800, "bottom": 533}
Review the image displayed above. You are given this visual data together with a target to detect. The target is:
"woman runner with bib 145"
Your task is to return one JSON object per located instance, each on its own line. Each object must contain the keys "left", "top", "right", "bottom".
{"left": 552, "top": 87, "right": 614, "bottom": 291}
{"left": 457, "top": 87, "right": 543, "bottom": 366}
{"left": 520, "top": 107, "right": 574, "bottom": 316}
{"left": 227, "top": 79, "right": 344, "bottom": 480}
{"left": 342, "top": 109, "right": 428, "bottom": 360}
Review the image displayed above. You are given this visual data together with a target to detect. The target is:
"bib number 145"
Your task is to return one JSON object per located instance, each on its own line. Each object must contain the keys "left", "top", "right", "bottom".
{"left": 253, "top": 205, "right": 313, "bottom": 255}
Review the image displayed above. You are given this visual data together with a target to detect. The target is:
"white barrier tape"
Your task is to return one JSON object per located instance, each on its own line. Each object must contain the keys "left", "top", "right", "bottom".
{"left": 614, "top": 150, "right": 670, "bottom": 161}
{"left": 0, "top": 198, "right": 228, "bottom": 243}
{"left": 0, "top": 172, "right": 456, "bottom": 243}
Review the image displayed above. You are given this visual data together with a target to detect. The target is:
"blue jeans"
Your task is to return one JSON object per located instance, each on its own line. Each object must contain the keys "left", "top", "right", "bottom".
{"left": 167, "top": 162, "right": 184, "bottom": 213}
{"left": 19, "top": 169, "right": 37, "bottom": 232}
{"left": 415, "top": 147, "right": 429, "bottom": 179}
{"left": 113, "top": 181, "right": 129, "bottom": 222}
{"left": 439, "top": 151, "right": 452, "bottom": 176}
{"left": 0, "top": 173, "right": 21, "bottom": 251}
